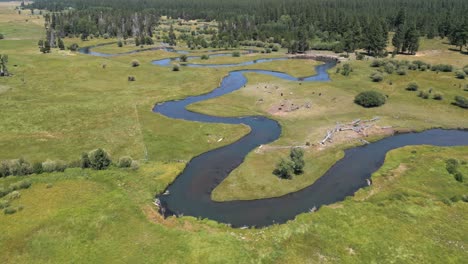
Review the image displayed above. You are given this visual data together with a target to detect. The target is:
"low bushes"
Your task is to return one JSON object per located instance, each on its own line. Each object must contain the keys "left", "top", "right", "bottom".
{"left": 354, "top": 91, "right": 386, "bottom": 107}
{"left": 406, "top": 82, "right": 419, "bottom": 91}
{"left": 446, "top": 159, "right": 464, "bottom": 182}
{"left": 455, "top": 70, "right": 466, "bottom": 79}
{"left": 431, "top": 64, "right": 453, "bottom": 72}
{"left": 232, "top": 51, "right": 241, "bottom": 57}
{"left": 453, "top": 95, "right": 468, "bottom": 109}
{"left": 370, "top": 72, "right": 383, "bottom": 82}
{"left": 201, "top": 54, "right": 209, "bottom": 60}
{"left": 131, "top": 60, "right": 140, "bottom": 67}
{"left": 172, "top": 64, "right": 180, "bottom": 71}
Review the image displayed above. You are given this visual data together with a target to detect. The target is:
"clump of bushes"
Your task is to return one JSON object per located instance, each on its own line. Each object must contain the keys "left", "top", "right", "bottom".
{"left": 384, "top": 63, "right": 395, "bottom": 74}
{"left": 131, "top": 60, "right": 140, "bottom": 67}
{"left": 433, "top": 93, "right": 443, "bottom": 100}
{"left": 88, "top": 148, "right": 112, "bottom": 170}
{"left": 406, "top": 82, "right": 419, "bottom": 91}
{"left": 232, "top": 51, "right": 241, "bottom": 57}
{"left": 273, "top": 148, "right": 305, "bottom": 179}
{"left": 0, "top": 180, "right": 31, "bottom": 199}
{"left": 455, "top": 70, "right": 466, "bottom": 79}
{"left": 370, "top": 59, "right": 385, "bottom": 67}
{"left": 431, "top": 64, "right": 453, "bottom": 72}
{"left": 354, "top": 91, "right": 386, "bottom": 108}
{"left": 179, "top": 54, "right": 188, "bottom": 62}
{"left": 68, "top": 43, "right": 79, "bottom": 51}
{"left": 172, "top": 64, "right": 180, "bottom": 71}
{"left": 118, "top": 156, "right": 133, "bottom": 168}
{"left": 452, "top": 95, "right": 468, "bottom": 109}
{"left": 340, "top": 63, "right": 353, "bottom": 76}
{"left": 418, "top": 91, "right": 429, "bottom": 99}
{"left": 117, "top": 40, "right": 123, "bottom": 47}
{"left": 201, "top": 54, "right": 209, "bottom": 60}
{"left": 370, "top": 72, "right": 383, "bottom": 82}
{"left": 396, "top": 66, "right": 407, "bottom": 75}
{"left": 128, "top": 76, "right": 136, "bottom": 81}
{"left": 355, "top": 53, "right": 364, "bottom": 60}
{"left": 446, "top": 158, "right": 464, "bottom": 182}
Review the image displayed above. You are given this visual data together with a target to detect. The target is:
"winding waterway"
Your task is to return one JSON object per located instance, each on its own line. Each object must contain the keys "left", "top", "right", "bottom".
{"left": 80, "top": 44, "right": 468, "bottom": 227}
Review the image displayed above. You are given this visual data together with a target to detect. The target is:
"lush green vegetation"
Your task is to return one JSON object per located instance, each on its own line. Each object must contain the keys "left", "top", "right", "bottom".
{"left": 354, "top": 91, "right": 387, "bottom": 107}
{"left": 1, "top": 2, "right": 468, "bottom": 263}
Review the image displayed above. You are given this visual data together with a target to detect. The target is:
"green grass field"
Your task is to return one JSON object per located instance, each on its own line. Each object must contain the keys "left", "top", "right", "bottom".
{"left": 1, "top": 2, "right": 467, "bottom": 263}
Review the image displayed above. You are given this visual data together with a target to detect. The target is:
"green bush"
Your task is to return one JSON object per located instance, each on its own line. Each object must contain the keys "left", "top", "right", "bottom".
{"left": 0, "top": 33, "right": 4, "bottom": 40}
{"left": 341, "top": 63, "right": 353, "bottom": 76}
{"left": 418, "top": 91, "right": 429, "bottom": 99}
{"left": 273, "top": 159, "right": 294, "bottom": 179}
{"left": 354, "top": 91, "right": 386, "bottom": 108}
{"left": 370, "top": 72, "right": 383, "bottom": 82}
{"left": 7, "top": 191, "right": 21, "bottom": 201}
{"left": 446, "top": 158, "right": 459, "bottom": 174}
{"left": 131, "top": 60, "right": 140, "bottom": 67}
{"left": 0, "top": 200, "right": 9, "bottom": 209}
{"left": 180, "top": 54, "right": 188, "bottom": 62}
{"left": 370, "top": 59, "right": 384, "bottom": 67}
{"left": 396, "top": 66, "right": 407, "bottom": 75}
{"left": 453, "top": 96, "right": 468, "bottom": 108}
{"left": 130, "top": 160, "right": 140, "bottom": 170}
{"left": 80, "top": 152, "right": 90, "bottom": 168}
{"left": 232, "top": 51, "right": 241, "bottom": 57}
{"left": 32, "top": 162, "right": 43, "bottom": 174}
{"left": 384, "top": 63, "right": 395, "bottom": 74}
{"left": 406, "top": 82, "right": 418, "bottom": 91}
{"left": 433, "top": 93, "right": 443, "bottom": 100}
{"left": 290, "top": 148, "right": 305, "bottom": 175}
{"left": 117, "top": 40, "right": 123, "bottom": 47}
{"left": 172, "top": 64, "right": 180, "bottom": 71}
{"left": 455, "top": 70, "right": 466, "bottom": 79}
{"left": 118, "top": 156, "right": 133, "bottom": 168}
{"left": 4, "top": 207, "right": 17, "bottom": 215}
{"left": 201, "top": 54, "right": 209, "bottom": 60}
{"left": 454, "top": 172, "right": 464, "bottom": 182}
{"left": 431, "top": 64, "right": 453, "bottom": 72}
{"left": 89, "top": 148, "right": 112, "bottom": 170}
{"left": 68, "top": 43, "right": 79, "bottom": 51}
{"left": 42, "top": 160, "right": 58, "bottom": 173}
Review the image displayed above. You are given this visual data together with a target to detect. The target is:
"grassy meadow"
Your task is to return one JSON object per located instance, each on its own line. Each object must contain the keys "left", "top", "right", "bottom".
{"left": 1, "top": 2, "right": 468, "bottom": 263}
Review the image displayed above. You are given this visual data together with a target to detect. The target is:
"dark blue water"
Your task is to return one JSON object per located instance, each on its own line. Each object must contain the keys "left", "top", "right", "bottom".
{"left": 80, "top": 44, "right": 468, "bottom": 227}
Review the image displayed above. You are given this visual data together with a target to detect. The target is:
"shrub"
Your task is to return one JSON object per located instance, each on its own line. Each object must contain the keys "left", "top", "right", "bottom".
{"left": 180, "top": 54, "right": 188, "bottom": 62}
{"left": 396, "top": 67, "right": 407, "bottom": 75}
{"left": 118, "top": 156, "right": 133, "bottom": 168}
{"left": 55, "top": 160, "right": 67, "bottom": 172}
{"left": 341, "top": 63, "right": 353, "bottom": 76}
{"left": 0, "top": 33, "right": 4, "bottom": 40}
{"left": 4, "top": 207, "right": 17, "bottom": 215}
{"left": 446, "top": 159, "right": 459, "bottom": 174}
{"left": 420, "top": 65, "right": 427, "bottom": 71}
{"left": 172, "top": 64, "right": 180, "bottom": 71}
{"left": 463, "top": 66, "right": 468, "bottom": 75}
{"left": 433, "top": 93, "right": 443, "bottom": 100}
{"left": 42, "top": 160, "right": 57, "bottom": 173}
{"left": 273, "top": 159, "right": 294, "bottom": 179}
{"left": 431, "top": 64, "right": 453, "bottom": 72}
{"left": 128, "top": 76, "right": 136, "bottom": 81}
{"left": 370, "top": 59, "right": 384, "bottom": 67}
{"left": 418, "top": 91, "right": 429, "bottom": 99}
{"left": 406, "top": 82, "right": 419, "bottom": 91}
{"left": 131, "top": 60, "right": 140, "bottom": 67}
{"left": 89, "top": 148, "right": 111, "bottom": 170}
{"left": 232, "top": 51, "right": 241, "bottom": 57}
{"left": 0, "top": 200, "right": 9, "bottom": 209}
{"left": 354, "top": 91, "right": 386, "bottom": 108}
{"left": 18, "top": 180, "right": 31, "bottom": 189}
{"left": 455, "top": 70, "right": 466, "bottom": 79}
{"left": 370, "top": 72, "right": 383, "bottom": 82}
{"left": 384, "top": 63, "right": 395, "bottom": 74}
{"left": 201, "top": 54, "right": 209, "bottom": 60}
{"left": 290, "top": 148, "right": 305, "bottom": 175}
{"left": 32, "top": 162, "right": 43, "bottom": 174}
{"left": 117, "top": 40, "right": 123, "bottom": 47}
{"left": 7, "top": 191, "right": 21, "bottom": 201}
{"left": 272, "top": 45, "right": 279, "bottom": 52}
{"left": 356, "top": 53, "right": 364, "bottom": 60}
{"left": 68, "top": 43, "right": 79, "bottom": 51}
{"left": 130, "top": 160, "right": 140, "bottom": 170}
{"left": 80, "top": 152, "right": 90, "bottom": 168}
{"left": 454, "top": 172, "right": 464, "bottom": 182}
{"left": 453, "top": 96, "right": 468, "bottom": 108}
{"left": 102, "top": 33, "right": 109, "bottom": 39}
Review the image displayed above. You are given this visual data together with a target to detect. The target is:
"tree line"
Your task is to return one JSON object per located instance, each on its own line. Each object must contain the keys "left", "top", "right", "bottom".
{"left": 27, "top": 0, "right": 468, "bottom": 55}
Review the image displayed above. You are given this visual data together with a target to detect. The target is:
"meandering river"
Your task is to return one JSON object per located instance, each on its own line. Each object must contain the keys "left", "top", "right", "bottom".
{"left": 80, "top": 45, "right": 468, "bottom": 227}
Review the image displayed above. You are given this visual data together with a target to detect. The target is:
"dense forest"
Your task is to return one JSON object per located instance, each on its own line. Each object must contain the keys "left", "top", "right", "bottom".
{"left": 26, "top": 0, "right": 468, "bottom": 55}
